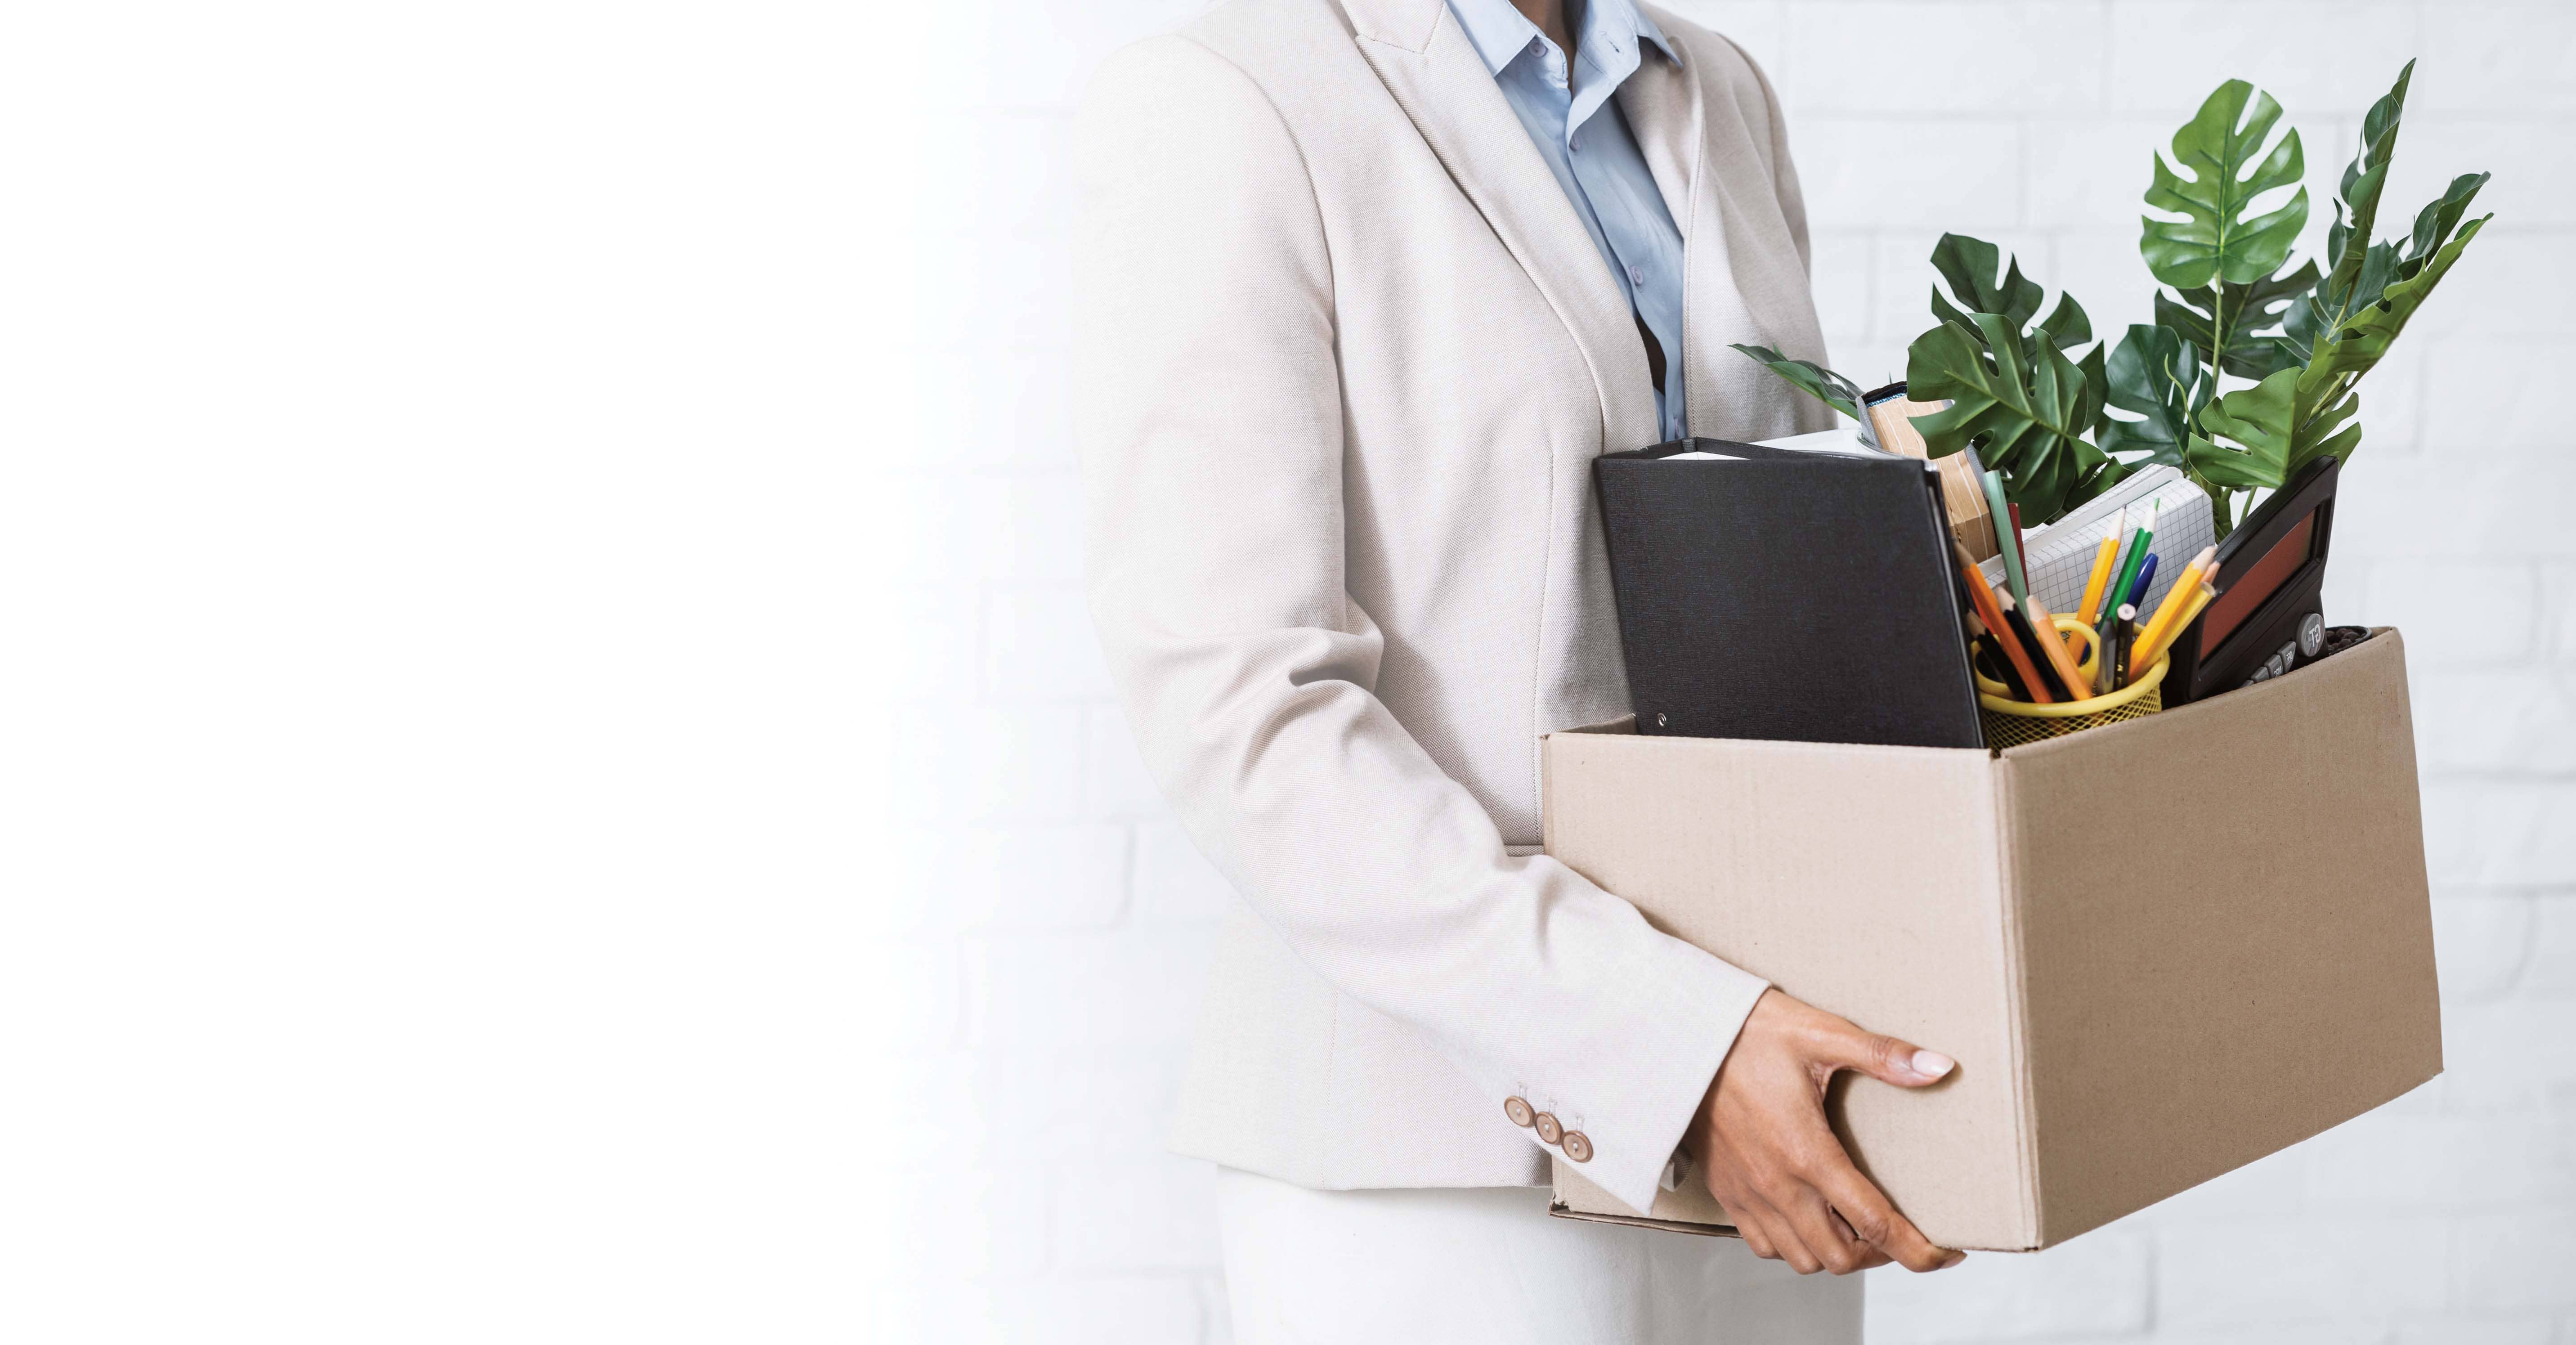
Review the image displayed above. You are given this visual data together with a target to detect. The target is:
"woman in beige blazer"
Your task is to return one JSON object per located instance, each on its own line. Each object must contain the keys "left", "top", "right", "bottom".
{"left": 1075, "top": 0, "right": 1965, "bottom": 1338}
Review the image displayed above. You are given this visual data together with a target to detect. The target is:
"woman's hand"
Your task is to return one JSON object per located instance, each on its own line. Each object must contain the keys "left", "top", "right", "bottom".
{"left": 1684, "top": 988, "right": 1965, "bottom": 1275}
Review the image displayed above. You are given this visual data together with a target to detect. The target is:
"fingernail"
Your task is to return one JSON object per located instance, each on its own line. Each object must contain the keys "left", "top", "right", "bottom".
{"left": 1912, "top": 1049, "right": 1955, "bottom": 1079}
{"left": 1939, "top": 1251, "right": 1966, "bottom": 1270}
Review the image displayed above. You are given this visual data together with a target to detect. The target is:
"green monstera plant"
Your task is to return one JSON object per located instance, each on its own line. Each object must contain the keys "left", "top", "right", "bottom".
{"left": 1735, "top": 60, "right": 2490, "bottom": 540}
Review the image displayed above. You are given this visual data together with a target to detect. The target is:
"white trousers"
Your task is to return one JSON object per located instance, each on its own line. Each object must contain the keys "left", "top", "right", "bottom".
{"left": 1215, "top": 1166, "right": 1861, "bottom": 1345}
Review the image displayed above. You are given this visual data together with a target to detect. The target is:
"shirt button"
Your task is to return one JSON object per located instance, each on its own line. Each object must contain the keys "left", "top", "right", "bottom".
{"left": 1627, "top": 264, "right": 1644, "bottom": 285}
{"left": 1570, "top": 137, "right": 1580, "bottom": 151}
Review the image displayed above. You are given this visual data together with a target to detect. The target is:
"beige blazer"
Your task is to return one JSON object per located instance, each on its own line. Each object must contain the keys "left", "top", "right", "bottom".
{"left": 1072, "top": 0, "right": 1835, "bottom": 1216}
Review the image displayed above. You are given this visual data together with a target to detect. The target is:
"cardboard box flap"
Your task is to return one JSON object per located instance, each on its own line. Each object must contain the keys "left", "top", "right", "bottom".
{"left": 1993, "top": 628, "right": 2440, "bottom": 1244}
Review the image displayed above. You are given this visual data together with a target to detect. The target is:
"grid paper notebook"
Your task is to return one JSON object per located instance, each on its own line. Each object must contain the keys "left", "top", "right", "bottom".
{"left": 1980, "top": 467, "right": 2216, "bottom": 624}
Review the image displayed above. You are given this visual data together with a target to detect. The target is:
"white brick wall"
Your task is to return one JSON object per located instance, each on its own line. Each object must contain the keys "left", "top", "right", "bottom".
{"left": 887, "top": 2, "right": 2576, "bottom": 1340}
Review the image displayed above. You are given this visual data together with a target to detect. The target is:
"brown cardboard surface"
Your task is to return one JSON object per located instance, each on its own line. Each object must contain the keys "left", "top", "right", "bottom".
{"left": 1542, "top": 730, "right": 2038, "bottom": 1250}
{"left": 1542, "top": 629, "right": 2438, "bottom": 1251}
{"left": 1998, "top": 627, "right": 2441, "bottom": 1244}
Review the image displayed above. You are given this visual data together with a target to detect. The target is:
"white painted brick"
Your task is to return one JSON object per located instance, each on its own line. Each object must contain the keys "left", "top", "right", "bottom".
{"left": 892, "top": 587, "right": 985, "bottom": 700}
{"left": 2391, "top": 1319, "right": 2558, "bottom": 1345}
{"left": 967, "top": 928, "right": 1214, "bottom": 1049}
{"left": 2301, "top": 1110, "right": 2576, "bottom": 1210}
{"left": 2385, "top": 117, "right": 2574, "bottom": 231}
{"left": 2047, "top": 228, "right": 2164, "bottom": 339}
{"left": 888, "top": 823, "right": 1129, "bottom": 934}
{"left": 969, "top": 1274, "right": 1206, "bottom": 1345}
{"left": 2419, "top": 4, "right": 2576, "bottom": 113}
{"left": 2346, "top": 339, "right": 2426, "bottom": 459}
{"left": 2358, "top": 560, "right": 2536, "bottom": 666}
{"left": 922, "top": 345, "right": 1080, "bottom": 467}
{"left": 2406, "top": 231, "right": 2574, "bottom": 338}
{"left": 1870, "top": 230, "right": 2061, "bottom": 351}
{"left": 2026, "top": 117, "right": 2170, "bottom": 230}
{"left": 2419, "top": 783, "right": 2576, "bottom": 888}
{"left": 878, "top": 1164, "right": 1051, "bottom": 1284}
{"left": 986, "top": 472, "right": 1090, "bottom": 586}
{"left": 2334, "top": 459, "right": 2576, "bottom": 559}
{"left": 1830, "top": 341, "right": 1915, "bottom": 395}
{"left": 1053, "top": 1156, "right": 1223, "bottom": 1273}
{"left": 987, "top": 588, "right": 1116, "bottom": 701}
{"left": 2143, "top": 1140, "right": 2308, "bottom": 1222}
{"left": 2422, "top": 339, "right": 2576, "bottom": 458}
{"left": 2107, "top": 3, "right": 2425, "bottom": 116}
{"left": 2120, "top": 1326, "right": 2388, "bottom": 1345}
{"left": 2435, "top": 999, "right": 2576, "bottom": 1112}
{"left": 956, "top": 112, "right": 1075, "bottom": 238}
{"left": 1798, "top": 118, "right": 2025, "bottom": 233}
{"left": 1656, "top": 0, "right": 1787, "bottom": 69}
{"left": 2411, "top": 672, "right": 2576, "bottom": 773}
{"left": 1083, "top": 703, "right": 1170, "bottom": 820}
{"left": 861, "top": 936, "right": 963, "bottom": 1052}
{"left": 923, "top": 231, "right": 1074, "bottom": 353}
{"left": 976, "top": 1046, "right": 1191, "bottom": 1161}
{"left": 2456, "top": 1210, "right": 2576, "bottom": 1309}
{"left": 1135, "top": 819, "right": 1240, "bottom": 926}
{"left": 1862, "top": 1224, "right": 2149, "bottom": 1342}
{"left": 886, "top": 705, "right": 1083, "bottom": 823}
{"left": 947, "top": 0, "right": 1211, "bottom": 112}
{"left": 2156, "top": 1217, "right": 2448, "bottom": 1327}
{"left": 2429, "top": 891, "right": 2542, "bottom": 1001}
{"left": 2528, "top": 898, "right": 2576, "bottom": 998}
{"left": 1809, "top": 230, "right": 1876, "bottom": 347}
{"left": 1775, "top": 3, "right": 2107, "bottom": 117}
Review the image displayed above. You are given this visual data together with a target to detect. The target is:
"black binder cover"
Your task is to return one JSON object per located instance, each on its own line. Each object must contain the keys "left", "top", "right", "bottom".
{"left": 1593, "top": 439, "right": 1984, "bottom": 748}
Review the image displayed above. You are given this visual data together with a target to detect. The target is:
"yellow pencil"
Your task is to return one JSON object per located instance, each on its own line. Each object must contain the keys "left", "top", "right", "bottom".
{"left": 2076, "top": 513, "right": 2123, "bottom": 626}
{"left": 2128, "top": 582, "right": 2216, "bottom": 686}
{"left": 2131, "top": 545, "right": 2217, "bottom": 663}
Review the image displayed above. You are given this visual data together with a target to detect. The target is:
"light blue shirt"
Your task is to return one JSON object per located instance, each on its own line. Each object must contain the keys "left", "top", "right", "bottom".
{"left": 1447, "top": 0, "right": 1689, "bottom": 441}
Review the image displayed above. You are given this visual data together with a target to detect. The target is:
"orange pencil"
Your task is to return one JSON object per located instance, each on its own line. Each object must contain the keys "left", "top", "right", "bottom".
{"left": 1953, "top": 539, "right": 2053, "bottom": 704}
{"left": 2020, "top": 594, "right": 2093, "bottom": 701}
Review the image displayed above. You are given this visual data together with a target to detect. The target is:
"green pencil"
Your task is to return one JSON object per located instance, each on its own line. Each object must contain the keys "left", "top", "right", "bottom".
{"left": 2105, "top": 498, "right": 2159, "bottom": 629}
{"left": 1981, "top": 469, "right": 2026, "bottom": 607}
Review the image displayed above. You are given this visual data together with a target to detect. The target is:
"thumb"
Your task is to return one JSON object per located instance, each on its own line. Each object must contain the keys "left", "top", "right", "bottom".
{"left": 1814, "top": 1018, "right": 1955, "bottom": 1089}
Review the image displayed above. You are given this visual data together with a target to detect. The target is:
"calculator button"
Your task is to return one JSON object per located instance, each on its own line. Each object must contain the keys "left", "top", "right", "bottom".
{"left": 2299, "top": 612, "right": 2325, "bottom": 657}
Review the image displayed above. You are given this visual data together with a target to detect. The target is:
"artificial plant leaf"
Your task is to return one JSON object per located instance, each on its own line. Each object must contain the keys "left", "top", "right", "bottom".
{"left": 2141, "top": 80, "right": 2311, "bottom": 289}
{"left": 2404, "top": 172, "right": 2492, "bottom": 270}
{"left": 2325, "top": 60, "right": 2414, "bottom": 310}
{"left": 1928, "top": 233, "right": 2092, "bottom": 350}
{"left": 1905, "top": 315, "right": 2100, "bottom": 521}
{"left": 2155, "top": 258, "right": 2316, "bottom": 379}
{"left": 2288, "top": 212, "right": 2491, "bottom": 466}
{"left": 2098, "top": 323, "right": 2205, "bottom": 466}
{"left": 2185, "top": 366, "right": 2299, "bottom": 490}
{"left": 1729, "top": 343, "right": 1867, "bottom": 422}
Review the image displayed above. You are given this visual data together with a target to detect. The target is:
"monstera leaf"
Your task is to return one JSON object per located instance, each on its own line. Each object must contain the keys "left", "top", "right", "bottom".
{"left": 2154, "top": 258, "right": 2316, "bottom": 379}
{"left": 2141, "top": 81, "right": 2310, "bottom": 290}
{"left": 1928, "top": 233, "right": 2091, "bottom": 352}
{"left": 1728, "top": 343, "right": 1868, "bottom": 422}
{"left": 2185, "top": 366, "right": 2300, "bottom": 496}
{"left": 2280, "top": 62, "right": 2424, "bottom": 364}
{"left": 1907, "top": 314, "right": 2115, "bottom": 522}
{"left": 2099, "top": 324, "right": 2207, "bottom": 466}
{"left": 2289, "top": 206, "right": 2491, "bottom": 466}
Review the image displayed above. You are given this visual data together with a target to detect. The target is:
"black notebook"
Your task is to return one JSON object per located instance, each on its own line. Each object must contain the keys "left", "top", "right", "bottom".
{"left": 1592, "top": 437, "right": 1984, "bottom": 749}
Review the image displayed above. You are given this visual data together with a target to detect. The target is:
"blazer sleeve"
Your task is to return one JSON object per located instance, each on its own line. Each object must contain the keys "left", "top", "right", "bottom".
{"left": 1071, "top": 35, "right": 1770, "bottom": 1215}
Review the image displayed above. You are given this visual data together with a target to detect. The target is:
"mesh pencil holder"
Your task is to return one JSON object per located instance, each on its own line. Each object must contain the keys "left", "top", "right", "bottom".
{"left": 1975, "top": 614, "right": 2168, "bottom": 748}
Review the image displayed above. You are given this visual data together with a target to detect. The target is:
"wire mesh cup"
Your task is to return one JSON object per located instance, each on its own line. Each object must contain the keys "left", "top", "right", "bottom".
{"left": 1975, "top": 614, "right": 2168, "bottom": 748}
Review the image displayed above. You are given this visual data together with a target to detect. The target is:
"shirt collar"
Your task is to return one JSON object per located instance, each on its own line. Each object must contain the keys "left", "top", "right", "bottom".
{"left": 1446, "top": 0, "right": 1680, "bottom": 79}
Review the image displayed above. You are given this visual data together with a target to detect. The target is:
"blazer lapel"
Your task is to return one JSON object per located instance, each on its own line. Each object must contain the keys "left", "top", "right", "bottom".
{"left": 1344, "top": 0, "right": 1660, "bottom": 452}
{"left": 1617, "top": 22, "right": 1832, "bottom": 441}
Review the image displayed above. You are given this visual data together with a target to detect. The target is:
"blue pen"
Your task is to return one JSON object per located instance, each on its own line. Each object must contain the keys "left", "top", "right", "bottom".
{"left": 2124, "top": 552, "right": 2160, "bottom": 616}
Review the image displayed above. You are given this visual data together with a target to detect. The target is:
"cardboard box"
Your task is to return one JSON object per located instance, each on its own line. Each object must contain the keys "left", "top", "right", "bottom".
{"left": 1543, "top": 628, "right": 2440, "bottom": 1252}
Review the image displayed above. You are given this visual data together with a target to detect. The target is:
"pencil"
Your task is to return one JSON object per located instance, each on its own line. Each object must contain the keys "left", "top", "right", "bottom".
{"left": 1968, "top": 617, "right": 2034, "bottom": 700}
{"left": 2129, "top": 581, "right": 2218, "bottom": 686}
{"left": 2001, "top": 598, "right": 2061, "bottom": 703}
{"left": 2131, "top": 545, "right": 2216, "bottom": 665}
{"left": 2124, "top": 552, "right": 2160, "bottom": 613}
{"left": 1982, "top": 469, "right": 2027, "bottom": 606}
{"left": 2020, "top": 594, "right": 2092, "bottom": 701}
{"left": 1953, "top": 538, "right": 2052, "bottom": 704}
{"left": 2007, "top": 502, "right": 2029, "bottom": 593}
{"left": 2076, "top": 514, "right": 2123, "bottom": 626}
{"left": 2106, "top": 498, "right": 2159, "bottom": 623}
{"left": 2105, "top": 603, "right": 2139, "bottom": 694}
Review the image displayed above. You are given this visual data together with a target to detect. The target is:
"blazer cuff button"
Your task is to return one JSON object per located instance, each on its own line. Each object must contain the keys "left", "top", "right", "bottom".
{"left": 1503, "top": 1096, "right": 1536, "bottom": 1128}
{"left": 1532, "top": 1112, "right": 1564, "bottom": 1145}
{"left": 1560, "top": 1131, "right": 1592, "bottom": 1163}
